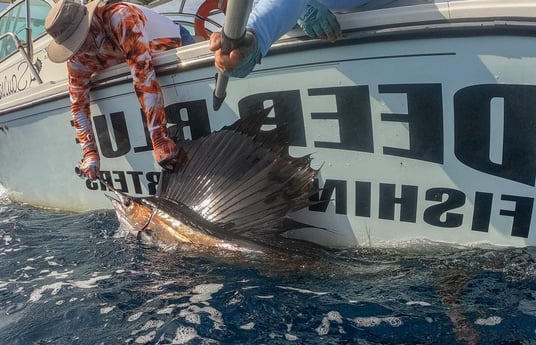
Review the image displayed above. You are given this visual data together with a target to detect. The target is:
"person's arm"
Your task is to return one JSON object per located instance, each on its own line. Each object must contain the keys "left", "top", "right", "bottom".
{"left": 209, "top": 0, "right": 307, "bottom": 78}
{"left": 297, "top": 0, "right": 341, "bottom": 42}
{"left": 108, "top": 5, "right": 181, "bottom": 171}
{"left": 247, "top": 0, "right": 308, "bottom": 57}
{"left": 253, "top": 0, "right": 369, "bottom": 44}
{"left": 68, "top": 60, "right": 100, "bottom": 180}
{"left": 210, "top": 0, "right": 356, "bottom": 78}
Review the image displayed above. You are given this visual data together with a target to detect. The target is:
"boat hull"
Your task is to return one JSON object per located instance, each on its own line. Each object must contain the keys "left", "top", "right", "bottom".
{"left": 2, "top": 1, "right": 536, "bottom": 247}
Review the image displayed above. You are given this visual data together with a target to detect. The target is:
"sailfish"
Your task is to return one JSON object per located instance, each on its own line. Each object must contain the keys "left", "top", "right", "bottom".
{"left": 106, "top": 108, "right": 325, "bottom": 257}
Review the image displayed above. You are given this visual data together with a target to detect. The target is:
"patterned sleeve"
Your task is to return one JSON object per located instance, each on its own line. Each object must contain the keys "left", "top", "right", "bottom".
{"left": 67, "top": 60, "right": 99, "bottom": 155}
{"left": 107, "top": 5, "right": 166, "bottom": 139}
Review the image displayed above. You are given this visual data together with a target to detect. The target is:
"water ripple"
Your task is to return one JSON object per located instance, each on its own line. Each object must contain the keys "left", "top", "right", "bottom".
{"left": 0, "top": 202, "right": 534, "bottom": 344}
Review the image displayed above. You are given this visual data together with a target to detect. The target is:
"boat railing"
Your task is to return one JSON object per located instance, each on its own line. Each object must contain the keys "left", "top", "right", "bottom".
{"left": 0, "top": 31, "right": 42, "bottom": 84}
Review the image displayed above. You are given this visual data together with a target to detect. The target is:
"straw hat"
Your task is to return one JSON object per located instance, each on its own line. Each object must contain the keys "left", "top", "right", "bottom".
{"left": 45, "top": 0, "right": 101, "bottom": 63}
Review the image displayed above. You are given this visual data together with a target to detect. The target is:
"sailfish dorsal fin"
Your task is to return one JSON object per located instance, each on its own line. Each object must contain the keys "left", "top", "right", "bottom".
{"left": 156, "top": 108, "right": 320, "bottom": 239}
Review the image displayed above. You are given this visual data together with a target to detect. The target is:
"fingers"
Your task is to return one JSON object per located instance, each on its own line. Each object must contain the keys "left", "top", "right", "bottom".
{"left": 85, "top": 167, "right": 99, "bottom": 181}
{"left": 213, "top": 47, "right": 242, "bottom": 73}
{"left": 324, "top": 14, "right": 341, "bottom": 42}
{"left": 78, "top": 154, "right": 100, "bottom": 181}
{"left": 211, "top": 31, "right": 249, "bottom": 74}
{"left": 79, "top": 165, "right": 99, "bottom": 180}
{"left": 208, "top": 32, "right": 222, "bottom": 52}
{"left": 298, "top": 2, "right": 342, "bottom": 42}
{"left": 158, "top": 145, "right": 188, "bottom": 172}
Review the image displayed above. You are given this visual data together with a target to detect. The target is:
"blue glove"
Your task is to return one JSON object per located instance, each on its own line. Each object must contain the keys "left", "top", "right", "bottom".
{"left": 225, "top": 30, "right": 261, "bottom": 79}
{"left": 297, "top": 0, "right": 341, "bottom": 42}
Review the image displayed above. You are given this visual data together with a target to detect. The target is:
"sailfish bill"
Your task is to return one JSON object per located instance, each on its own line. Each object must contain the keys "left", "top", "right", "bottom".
{"left": 106, "top": 108, "right": 325, "bottom": 256}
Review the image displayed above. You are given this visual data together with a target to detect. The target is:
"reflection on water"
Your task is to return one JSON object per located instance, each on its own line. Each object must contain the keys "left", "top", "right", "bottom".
{"left": 0, "top": 197, "right": 535, "bottom": 344}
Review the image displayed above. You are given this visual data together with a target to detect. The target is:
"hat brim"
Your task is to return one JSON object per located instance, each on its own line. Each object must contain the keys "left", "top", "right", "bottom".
{"left": 47, "top": 0, "right": 101, "bottom": 63}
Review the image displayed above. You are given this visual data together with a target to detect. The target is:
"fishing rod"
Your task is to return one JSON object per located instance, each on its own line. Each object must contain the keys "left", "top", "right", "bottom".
{"left": 212, "top": 0, "right": 254, "bottom": 111}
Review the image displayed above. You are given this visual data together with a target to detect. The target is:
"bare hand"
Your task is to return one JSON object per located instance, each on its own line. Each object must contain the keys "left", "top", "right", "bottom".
{"left": 209, "top": 31, "right": 260, "bottom": 78}
{"left": 209, "top": 32, "right": 242, "bottom": 73}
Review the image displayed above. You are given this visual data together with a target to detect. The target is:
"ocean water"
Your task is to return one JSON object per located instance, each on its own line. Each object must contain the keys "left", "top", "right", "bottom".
{"left": 1, "top": 191, "right": 536, "bottom": 345}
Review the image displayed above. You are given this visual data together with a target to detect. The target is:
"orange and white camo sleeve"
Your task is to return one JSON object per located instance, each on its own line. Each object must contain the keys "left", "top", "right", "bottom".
{"left": 67, "top": 2, "right": 183, "bottom": 160}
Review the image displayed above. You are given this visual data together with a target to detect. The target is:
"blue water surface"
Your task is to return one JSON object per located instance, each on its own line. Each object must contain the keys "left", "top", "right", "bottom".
{"left": 1, "top": 193, "right": 536, "bottom": 345}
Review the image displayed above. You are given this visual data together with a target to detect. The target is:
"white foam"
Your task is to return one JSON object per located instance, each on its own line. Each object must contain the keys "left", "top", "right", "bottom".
{"left": 100, "top": 305, "right": 115, "bottom": 314}
{"left": 406, "top": 301, "right": 431, "bottom": 306}
{"left": 171, "top": 326, "right": 198, "bottom": 344}
{"left": 28, "top": 273, "right": 111, "bottom": 302}
{"left": 182, "top": 311, "right": 201, "bottom": 325}
{"left": 3, "top": 235, "right": 12, "bottom": 245}
{"left": 131, "top": 320, "right": 165, "bottom": 335}
{"left": 240, "top": 322, "right": 255, "bottom": 330}
{"left": 315, "top": 311, "right": 344, "bottom": 336}
{"left": 47, "top": 270, "right": 73, "bottom": 279}
{"left": 16, "top": 266, "right": 35, "bottom": 272}
{"left": 157, "top": 306, "right": 175, "bottom": 315}
{"left": 200, "top": 306, "right": 223, "bottom": 328}
{"left": 29, "top": 282, "right": 68, "bottom": 302}
{"left": 315, "top": 318, "right": 330, "bottom": 336}
{"left": 285, "top": 333, "right": 298, "bottom": 341}
{"left": 383, "top": 317, "right": 403, "bottom": 327}
{"left": 276, "top": 286, "right": 328, "bottom": 296}
{"left": 355, "top": 317, "right": 382, "bottom": 327}
{"left": 326, "top": 311, "right": 343, "bottom": 323}
{"left": 0, "top": 185, "right": 11, "bottom": 205}
{"left": 189, "top": 283, "right": 223, "bottom": 303}
{"left": 178, "top": 305, "right": 224, "bottom": 329}
{"left": 71, "top": 274, "right": 111, "bottom": 289}
{"left": 191, "top": 283, "right": 223, "bottom": 295}
{"left": 0, "top": 216, "right": 18, "bottom": 226}
{"left": 134, "top": 330, "right": 156, "bottom": 344}
{"left": 128, "top": 312, "right": 144, "bottom": 322}
{"left": 474, "top": 316, "right": 502, "bottom": 326}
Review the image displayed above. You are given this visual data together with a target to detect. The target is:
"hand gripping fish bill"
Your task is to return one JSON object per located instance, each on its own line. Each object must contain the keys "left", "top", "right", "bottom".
{"left": 106, "top": 108, "right": 327, "bottom": 257}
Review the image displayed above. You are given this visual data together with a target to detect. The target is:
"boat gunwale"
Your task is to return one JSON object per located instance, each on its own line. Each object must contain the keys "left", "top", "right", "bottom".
{"left": 2, "top": 2, "right": 536, "bottom": 115}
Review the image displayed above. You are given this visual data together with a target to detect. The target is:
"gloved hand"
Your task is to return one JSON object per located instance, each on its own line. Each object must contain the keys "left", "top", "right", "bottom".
{"left": 298, "top": 0, "right": 341, "bottom": 42}
{"left": 210, "top": 30, "right": 261, "bottom": 78}
{"left": 78, "top": 150, "right": 100, "bottom": 180}
{"left": 153, "top": 136, "right": 187, "bottom": 172}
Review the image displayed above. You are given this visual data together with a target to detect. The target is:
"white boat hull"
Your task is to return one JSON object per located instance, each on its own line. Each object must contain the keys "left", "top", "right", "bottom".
{"left": 2, "top": 0, "right": 536, "bottom": 247}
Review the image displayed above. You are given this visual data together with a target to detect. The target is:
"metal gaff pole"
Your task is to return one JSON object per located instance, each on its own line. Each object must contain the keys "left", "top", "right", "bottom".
{"left": 212, "top": 0, "right": 254, "bottom": 111}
